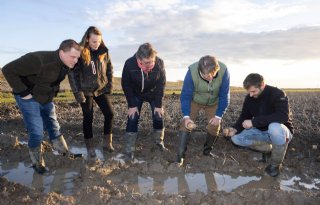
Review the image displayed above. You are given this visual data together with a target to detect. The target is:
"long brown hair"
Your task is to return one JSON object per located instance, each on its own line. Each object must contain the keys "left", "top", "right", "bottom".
{"left": 80, "top": 26, "right": 107, "bottom": 65}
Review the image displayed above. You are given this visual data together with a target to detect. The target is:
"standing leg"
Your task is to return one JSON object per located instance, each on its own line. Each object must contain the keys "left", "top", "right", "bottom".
{"left": 40, "top": 102, "right": 69, "bottom": 156}
{"left": 81, "top": 96, "right": 96, "bottom": 158}
{"left": 149, "top": 100, "right": 166, "bottom": 151}
{"left": 94, "top": 94, "right": 115, "bottom": 152}
{"left": 124, "top": 97, "right": 143, "bottom": 159}
{"left": 176, "top": 101, "right": 200, "bottom": 166}
{"left": 14, "top": 95, "right": 46, "bottom": 174}
{"left": 265, "top": 123, "right": 293, "bottom": 177}
{"left": 203, "top": 104, "right": 220, "bottom": 157}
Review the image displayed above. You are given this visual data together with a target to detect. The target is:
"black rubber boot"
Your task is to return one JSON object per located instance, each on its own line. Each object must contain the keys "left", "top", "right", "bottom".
{"left": 176, "top": 131, "right": 190, "bottom": 167}
{"left": 265, "top": 143, "right": 288, "bottom": 177}
{"left": 203, "top": 133, "right": 216, "bottom": 157}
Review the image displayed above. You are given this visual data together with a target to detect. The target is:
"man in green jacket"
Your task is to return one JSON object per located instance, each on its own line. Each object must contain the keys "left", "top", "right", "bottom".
{"left": 2, "top": 39, "right": 81, "bottom": 174}
{"left": 177, "top": 55, "right": 230, "bottom": 166}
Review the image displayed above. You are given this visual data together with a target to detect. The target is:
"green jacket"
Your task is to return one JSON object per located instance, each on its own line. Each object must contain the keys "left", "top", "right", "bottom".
{"left": 190, "top": 62, "right": 227, "bottom": 105}
{"left": 2, "top": 50, "right": 69, "bottom": 104}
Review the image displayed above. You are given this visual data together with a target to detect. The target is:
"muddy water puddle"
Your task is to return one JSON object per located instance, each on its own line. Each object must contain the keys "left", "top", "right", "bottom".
{"left": 1, "top": 144, "right": 319, "bottom": 196}
{"left": 0, "top": 161, "right": 79, "bottom": 195}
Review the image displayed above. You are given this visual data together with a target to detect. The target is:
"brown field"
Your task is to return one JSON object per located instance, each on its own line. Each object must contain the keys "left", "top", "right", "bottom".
{"left": 0, "top": 91, "right": 320, "bottom": 204}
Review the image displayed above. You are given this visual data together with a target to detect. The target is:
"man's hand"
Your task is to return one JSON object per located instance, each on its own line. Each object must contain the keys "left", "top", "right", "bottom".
{"left": 22, "top": 94, "right": 32, "bottom": 100}
{"left": 242, "top": 120, "right": 253, "bottom": 129}
{"left": 128, "top": 107, "right": 139, "bottom": 119}
{"left": 223, "top": 127, "right": 237, "bottom": 137}
{"left": 154, "top": 107, "right": 164, "bottom": 118}
{"left": 183, "top": 117, "right": 196, "bottom": 130}
{"left": 209, "top": 117, "right": 221, "bottom": 126}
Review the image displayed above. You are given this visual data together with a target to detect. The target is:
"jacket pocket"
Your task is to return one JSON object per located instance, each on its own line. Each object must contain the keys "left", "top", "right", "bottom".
{"left": 32, "top": 84, "right": 53, "bottom": 104}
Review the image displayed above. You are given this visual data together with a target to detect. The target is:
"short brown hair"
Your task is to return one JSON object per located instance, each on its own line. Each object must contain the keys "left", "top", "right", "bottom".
{"left": 59, "top": 39, "right": 81, "bottom": 52}
{"left": 243, "top": 73, "right": 264, "bottom": 89}
{"left": 198, "top": 55, "right": 220, "bottom": 74}
{"left": 135, "top": 42, "right": 157, "bottom": 60}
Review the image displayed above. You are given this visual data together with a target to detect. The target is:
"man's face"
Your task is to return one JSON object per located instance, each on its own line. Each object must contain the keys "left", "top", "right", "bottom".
{"left": 247, "top": 85, "right": 263, "bottom": 98}
{"left": 59, "top": 47, "right": 81, "bottom": 68}
{"left": 137, "top": 57, "right": 156, "bottom": 73}
{"left": 200, "top": 70, "right": 218, "bottom": 81}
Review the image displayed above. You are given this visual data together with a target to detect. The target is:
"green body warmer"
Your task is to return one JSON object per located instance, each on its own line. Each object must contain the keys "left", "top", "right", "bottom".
{"left": 190, "top": 61, "right": 227, "bottom": 105}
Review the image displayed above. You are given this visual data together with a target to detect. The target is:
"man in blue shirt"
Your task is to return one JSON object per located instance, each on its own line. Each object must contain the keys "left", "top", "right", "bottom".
{"left": 177, "top": 55, "right": 230, "bottom": 166}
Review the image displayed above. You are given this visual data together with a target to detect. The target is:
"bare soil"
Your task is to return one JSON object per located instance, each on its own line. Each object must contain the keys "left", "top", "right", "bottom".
{"left": 0, "top": 92, "right": 320, "bottom": 205}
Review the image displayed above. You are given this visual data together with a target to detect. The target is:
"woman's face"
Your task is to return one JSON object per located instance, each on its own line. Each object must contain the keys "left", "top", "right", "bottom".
{"left": 88, "top": 33, "right": 102, "bottom": 50}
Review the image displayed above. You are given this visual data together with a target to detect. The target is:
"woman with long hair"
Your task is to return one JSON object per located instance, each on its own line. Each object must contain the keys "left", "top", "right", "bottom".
{"left": 68, "top": 26, "right": 114, "bottom": 157}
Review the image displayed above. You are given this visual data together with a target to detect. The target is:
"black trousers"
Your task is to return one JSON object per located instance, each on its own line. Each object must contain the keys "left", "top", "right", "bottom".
{"left": 80, "top": 94, "right": 114, "bottom": 139}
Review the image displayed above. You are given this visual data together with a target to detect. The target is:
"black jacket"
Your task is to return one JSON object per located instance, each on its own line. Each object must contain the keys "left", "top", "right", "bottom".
{"left": 121, "top": 55, "right": 166, "bottom": 108}
{"left": 2, "top": 50, "right": 68, "bottom": 104}
{"left": 68, "top": 46, "right": 113, "bottom": 103}
{"left": 234, "top": 85, "right": 294, "bottom": 134}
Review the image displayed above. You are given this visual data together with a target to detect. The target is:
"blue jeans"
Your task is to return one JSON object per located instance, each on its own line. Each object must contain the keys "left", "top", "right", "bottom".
{"left": 15, "top": 95, "right": 61, "bottom": 148}
{"left": 126, "top": 97, "right": 164, "bottom": 133}
{"left": 231, "top": 123, "right": 293, "bottom": 147}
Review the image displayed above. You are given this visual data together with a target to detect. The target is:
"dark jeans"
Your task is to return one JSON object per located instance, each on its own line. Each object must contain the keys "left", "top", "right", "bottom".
{"left": 81, "top": 94, "right": 114, "bottom": 139}
{"left": 126, "top": 97, "right": 164, "bottom": 133}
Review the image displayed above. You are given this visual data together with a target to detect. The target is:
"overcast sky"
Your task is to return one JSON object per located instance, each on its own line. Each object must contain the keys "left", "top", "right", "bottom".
{"left": 1, "top": 0, "right": 320, "bottom": 88}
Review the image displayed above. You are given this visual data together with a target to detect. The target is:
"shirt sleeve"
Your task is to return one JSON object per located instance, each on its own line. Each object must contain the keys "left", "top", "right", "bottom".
{"left": 154, "top": 58, "right": 166, "bottom": 108}
{"left": 180, "top": 69, "right": 194, "bottom": 117}
{"left": 121, "top": 61, "right": 137, "bottom": 108}
{"left": 2, "top": 53, "right": 41, "bottom": 95}
{"left": 215, "top": 69, "right": 230, "bottom": 118}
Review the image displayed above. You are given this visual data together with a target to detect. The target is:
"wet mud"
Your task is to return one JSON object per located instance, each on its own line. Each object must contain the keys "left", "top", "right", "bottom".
{"left": 1, "top": 93, "right": 320, "bottom": 204}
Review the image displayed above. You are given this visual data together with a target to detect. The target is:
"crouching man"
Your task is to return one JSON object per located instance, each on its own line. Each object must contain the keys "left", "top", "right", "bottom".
{"left": 223, "top": 73, "right": 294, "bottom": 177}
{"left": 176, "top": 55, "right": 230, "bottom": 166}
{"left": 2, "top": 39, "right": 82, "bottom": 174}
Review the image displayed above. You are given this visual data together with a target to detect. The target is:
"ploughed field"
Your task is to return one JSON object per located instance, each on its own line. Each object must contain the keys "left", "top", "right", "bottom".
{"left": 0, "top": 92, "right": 319, "bottom": 205}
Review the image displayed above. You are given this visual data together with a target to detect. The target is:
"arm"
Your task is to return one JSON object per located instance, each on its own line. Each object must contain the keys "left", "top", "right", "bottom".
{"left": 154, "top": 58, "right": 166, "bottom": 108}
{"left": 180, "top": 69, "right": 194, "bottom": 117}
{"left": 68, "top": 63, "right": 85, "bottom": 103}
{"left": 252, "top": 90, "right": 290, "bottom": 128}
{"left": 215, "top": 69, "right": 230, "bottom": 118}
{"left": 233, "top": 96, "right": 252, "bottom": 133}
{"left": 121, "top": 61, "right": 137, "bottom": 108}
{"left": 105, "top": 52, "right": 114, "bottom": 94}
{"left": 2, "top": 53, "right": 41, "bottom": 96}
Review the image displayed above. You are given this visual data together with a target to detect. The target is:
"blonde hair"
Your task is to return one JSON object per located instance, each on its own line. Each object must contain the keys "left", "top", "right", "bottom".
{"left": 79, "top": 26, "right": 107, "bottom": 65}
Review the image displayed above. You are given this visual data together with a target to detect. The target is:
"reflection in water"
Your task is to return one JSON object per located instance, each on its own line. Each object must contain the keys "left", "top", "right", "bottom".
{"left": 280, "top": 176, "right": 301, "bottom": 192}
{"left": 281, "top": 176, "right": 320, "bottom": 191}
{"left": 112, "top": 153, "right": 146, "bottom": 165}
{"left": 0, "top": 162, "right": 79, "bottom": 195}
{"left": 60, "top": 146, "right": 104, "bottom": 160}
{"left": 123, "top": 172, "right": 320, "bottom": 195}
{"left": 124, "top": 172, "right": 262, "bottom": 195}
